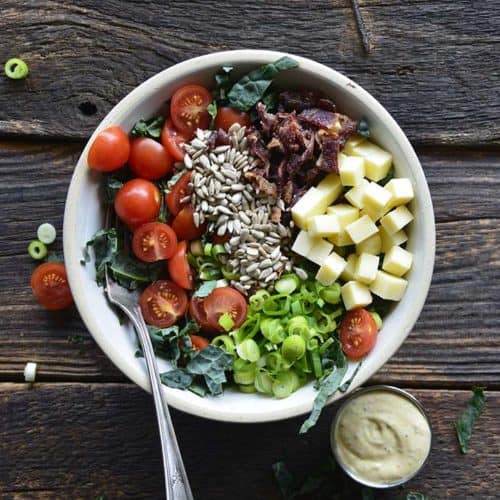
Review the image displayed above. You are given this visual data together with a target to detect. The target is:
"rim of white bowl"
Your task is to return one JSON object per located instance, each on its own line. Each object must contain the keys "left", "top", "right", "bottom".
{"left": 63, "top": 49, "right": 435, "bottom": 423}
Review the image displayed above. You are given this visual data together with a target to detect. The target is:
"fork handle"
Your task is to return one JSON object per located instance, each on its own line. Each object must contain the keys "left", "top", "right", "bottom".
{"left": 128, "top": 306, "right": 194, "bottom": 500}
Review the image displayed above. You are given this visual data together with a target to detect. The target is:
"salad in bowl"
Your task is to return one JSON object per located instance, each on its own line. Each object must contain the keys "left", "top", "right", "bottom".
{"left": 64, "top": 51, "right": 435, "bottom": 427}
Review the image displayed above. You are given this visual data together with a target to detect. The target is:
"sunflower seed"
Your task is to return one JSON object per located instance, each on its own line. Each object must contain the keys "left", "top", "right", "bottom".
{"left": 192, "top": 138, "right": 207, "bottom": 149}
{"left": 273, "top": 262, "right": 282, "bottom": 271}
{"left": 294, "top": 267, "right": 308, "bottom": 280}
{"left": 232, "top": 282, "right": 246, "bottom": 294}
{"left": 265, "top": 271, "right": 278, "bottom": 283}
{"left": 232, "top": 184, "right": 245, "bottom": 191}
{"left": 247, "top": 247, "right": 259, "bottom": 256}
{"left": 261, "top": 259, "right": 272, "bottom": 269}
{"left": 217, "top": 223, "right": 227, "bottom": 236}
{"left": 183, "top": 154, "right": 193, "bottom": 169}
{"left": 233, "top": 219, "right": 241, "bottom": 234}
{"left": 251, "top": 230, "right": 265, "bottom": 239}
{"left": 270, "top": 247, "right": 281, "bottom": 260}
{"left": 260, "top": 268, "right": 273, "bottom": 279}
{"left": 214, "top": 145, "right": 230, "bottom": 154}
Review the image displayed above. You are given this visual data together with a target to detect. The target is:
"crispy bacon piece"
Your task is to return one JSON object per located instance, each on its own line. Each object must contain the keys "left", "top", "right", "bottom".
{"left": 278, "top": 90, "right": 336, "bottom": 113}
{"left": 208, "top": 128, "right": 231, "bottom": 148}
{"left": 244, "top": 171, "right": 278, "bottom": 198}
{"left": 298, "top": 108, "right": 337, "bottom": 129}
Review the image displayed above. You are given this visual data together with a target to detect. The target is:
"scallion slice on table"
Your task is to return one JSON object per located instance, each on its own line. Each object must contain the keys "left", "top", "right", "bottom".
{"left": 4, "top": 57, "right": 29, "bottom": 79}
{"left": 23, "top": 362, "right": 37, "bottom": 382}
{"left": 28, "top": 240, "right": 48, "bottom": 260}
{"left": 37, "top": 223, "right": 57, "bottom": 244}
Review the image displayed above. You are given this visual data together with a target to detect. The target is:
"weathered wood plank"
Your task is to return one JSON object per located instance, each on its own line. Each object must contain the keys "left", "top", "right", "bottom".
{"left": 0, "top": 1, "right": 499, "bottom": 144}
{"left": 0, "top": 143, "right": 499, "bottom": 385}
{"left": 0, "top": 383, "right": 498, "bottom": 499}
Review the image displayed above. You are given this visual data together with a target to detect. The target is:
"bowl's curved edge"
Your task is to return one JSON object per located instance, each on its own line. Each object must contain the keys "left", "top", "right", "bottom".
{"left": 63, "top": 49, "right": 435, "bottom": 423}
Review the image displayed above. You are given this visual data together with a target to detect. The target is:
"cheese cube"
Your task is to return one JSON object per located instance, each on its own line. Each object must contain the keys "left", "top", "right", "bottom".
{"left": 363, "top": 182, "right": 393, "bottom": 213}
{"left": 348, "top": 139, "right": 393, "bottom": 181}
{"left": 315, "top": 252, "right": 347, "bottom": 285}
{"left": 291, "top": 230, "right": 319, "bottom": 257}
{"left": 346, "top": 215, "right": 378, "bottom": 244}
{"left": 382, "top": 246, "right": 413, "bottom": 277}
{"left": 385, "top": 178, "right": 414, "bottom": 207}
{"left": 345, "top": 179, "right": 369, "bottom": 209}
{"left": 316, "top": 174, "right": 343, "bottom": 204}
{"left": 291, "top": 188, "right": 326, "bottom": 230}
{"left": 380, "top": 205, "right": 414, "bottom": 235}
{"left": 356, "top": 232, "right": 382, "bottom": 255}
{"left": 380, "top": 226, "right": 408, "bottom": 253}
{"left": 329, "top": 230, "right": 354, "bottom": 247}
{"left": 338, "top": 153, "right": 365, "bottom": 187}
{"left": 307, "top": 239, "right": 334, "bottom": 265}
{"left": 327, "top": 204, "right": 359, "bottom": 228}
{"left": 370, "top": 270, "right": 408, "bottom": 301}
{"left": 340, "top": 253, "right": 358, "bottom": 281}
{"left": 309, "top": 215, "right": 340, "bottom": 238}
{"left": 343, "top": 135, "right": 366, "bottom": 155}
{"left": 354, "top": 253, "right": 380, "bottom": 284}
{"left": 341, "top": 281, "right": 373, "bottom": 310}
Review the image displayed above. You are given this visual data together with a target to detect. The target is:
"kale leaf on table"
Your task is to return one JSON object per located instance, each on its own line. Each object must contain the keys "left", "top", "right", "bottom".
{"left": 455, "top": 386, "right": 486, "bottom": 453}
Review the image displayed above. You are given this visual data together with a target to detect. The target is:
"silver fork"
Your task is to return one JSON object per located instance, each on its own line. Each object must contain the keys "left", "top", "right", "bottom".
{"left": 104, "top": 231, "right": 193, "bottom": 500}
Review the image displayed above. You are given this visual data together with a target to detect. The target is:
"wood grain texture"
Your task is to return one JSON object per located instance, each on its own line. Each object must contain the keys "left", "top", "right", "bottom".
{"left": 0, "top": 383, "right": 498, "bottom": 499}
{"left": 0, "top": 1, "right": 499, "bottom": 145}
{"left": 1, "top": 143, "right": 499, "bottom": 386}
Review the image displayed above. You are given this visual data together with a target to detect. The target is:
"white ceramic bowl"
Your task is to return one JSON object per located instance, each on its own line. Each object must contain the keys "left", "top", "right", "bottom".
{"left": 63, "top": 50, "right": 435, "bottom": 423}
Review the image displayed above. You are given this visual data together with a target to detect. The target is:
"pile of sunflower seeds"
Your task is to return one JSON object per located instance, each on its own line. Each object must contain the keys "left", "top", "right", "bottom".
{"left": 183, "top": 123, "right": 293, "bottom": 293}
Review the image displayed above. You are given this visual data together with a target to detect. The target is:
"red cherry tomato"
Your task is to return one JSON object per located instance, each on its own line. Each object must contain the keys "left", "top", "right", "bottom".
{"left": 190, "top": 334, "right": 209, "bottom": 351}
{"left": 128, "top": 137, "right": 174, "bottom": 180}
{"left": 189, "top": 296, "right": 214, "bottom": 333}
{"left": 171, "top": 205, "right": 206, "bottom": 241}
{"left": 339, "top": 308, "right": 378, "bottom": 360}
{"left": 31, "top": 262, "right": 73, "bottom": 311}
{"left": 203, "top": 287, "right": 248, "bottom": 333}
{"left": 166, "top": 171, "right": 192, "bottom": 217}
{"left": 170, "top": 85, "right": 212, "bottom": 135}
{"left": 114, "top": 179, "right": 161, "bottom": 229}
{"left": 214, "top": 107, "right": 251, "bottom": 132}
{"left": 88, "top": 126, "right": 130, "bottom": 172}
{"left": 139, "top": 280, "right": 188, "bottom": 328}
{"left": 161, "top": 118, "right": 191, "bottom": 162}
{"left": 132, "top": 222, "right": 178, "bottom": 263}
{"left": 167, "top": 241, "right": 194, "bottom": 290}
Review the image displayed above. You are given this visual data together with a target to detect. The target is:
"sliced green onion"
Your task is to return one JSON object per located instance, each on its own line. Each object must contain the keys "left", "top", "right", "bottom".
{"left": 274, "top": 274, "right": 300, "bottom": 295}
{"left": 260, "top": 318, "right": 286, "bottom": 344}
{"left": 190, "top": 240, "right": 203, "bottom": 256}
{"left": 262, "top": 295, "right": 290, "bottom": 316}
{"left": 318, "top": 337, "right": 334, "bottom": 355}
{"left": 4, "top": 58, "right": 29, "bottom": 80}
{"left": 310, "top": 349, "right": 323, "bottom": 379}
{"left": 232, "top": 315, "right": 260, "bottom": 342}
{"left": 221, "top": 267, "right": 239, "bottom": 280}
{"left": 320, "top": 283, "right": 342, "bottom": 304}
{"left": 203, "top": 243, "right": 213, "bottom": 256}
{"left": 238, "top": 384, "right": 257, "bottom": 393}
{"left": 23, "top": 361, "right": 37, "bottom": 382}
{"left": 233, "top": 359, "right": 256, "bottom": 385}
{"left": 37, "top": 223, "right": 56, "bottom": 244}
{"left": 236, "top": 338, "right": 260, "bottom": 362}
{"left": 282, "top": 335, "right": 306, "bottom": 363}
{"left": 294, "top": 355, "right": 311, "bottom": 374}
{"left": 272, "top": 371, "right": 300, "bottom": 398}
{"left": 249, "top": 290, "right": 270, "bottom": 311}
{"left": 199, "top": 262, "right": 221, "bottom": 280}
{"left": 287, "top": 316, "right": 309, "bottom": 337}
{"left": 218, "top": 312, "right": 235, "bottom": 332}
{"left": 211, "top": 244, "right": 227, "bottom": 257}
{"left": 371, "top": 311, "right": 383, "bottom": 330}
{"left": 265, "top": 352, "right": 284, "bottom": 372}
{"left": 255, "top": 370, "right": 273, "bottom": 394}
{"left": 28, "top": 240, "right": 47, "bottom": 260}
{"left": 212, "top": 334, "right": 236, "bottom": 355}
{"left": 306, "top": 337, "right": 319, "bottom": 351}
{"left": 314, "top": 311, "right": 337, "bottom": 334}
{"left": 290, "top": 300, "right": 303, "bottom": 315}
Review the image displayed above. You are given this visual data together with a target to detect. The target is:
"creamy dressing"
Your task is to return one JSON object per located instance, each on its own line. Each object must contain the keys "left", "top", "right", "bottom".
{"left": 332, "top": 390, "right": 431, "bottom": 485}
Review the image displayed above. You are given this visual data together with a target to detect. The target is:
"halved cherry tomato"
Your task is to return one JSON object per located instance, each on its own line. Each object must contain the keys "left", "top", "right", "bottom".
{"left": 214, "top": 107, "right": 251, "bottom": 132}
{"left": 203, "top": 287, "right": 248, "bottom": 333}
{"left": 339, "top": 308, "right": 378, "bottom": 360}
{"left": 171, "top": 205, "right": 206, "bottom": 241}
{"left": 189, "top": 296, "right": 213, "bottom": 333}
{"left": 189, "top": 334, "right": 209, "bottom": 351}
{"left": 167, "top": 241, "right": 193, "bottom": 290}
{"left": 161, "top": 118, "right": 191, "bottom": 162}
{"left": 87, "top": 126, "right": 130, "bottom": 172}
{"left": 170, "top": 85, "right": 212, "bottom": 135}
{"left": 166, "top": 171, "right": 192, "bottom": 217}
{"left": 139, "top": 280, "right": 188, "bottom": 328}
{"left": 114, "top": 179, "right": 161, "bottom": 229}
{"left": 132, "top": 222, "right": 178, "bottom": 263}
{"left": 31, "top": 262, "right": 73, "bottom": 310}
{"left": 129, "top": 137, "right": 174, "bottom": 180}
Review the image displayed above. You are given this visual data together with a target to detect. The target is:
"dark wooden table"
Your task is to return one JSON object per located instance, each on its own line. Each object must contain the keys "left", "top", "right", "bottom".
{"left": 1, "top": 1, "right": 499, "bottom": 499}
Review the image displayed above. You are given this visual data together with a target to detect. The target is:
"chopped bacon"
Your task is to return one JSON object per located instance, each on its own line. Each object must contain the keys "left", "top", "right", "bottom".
{"left": 278, "top": 90, "right": 335, "bottom": 113}
{"left": 271, "top": 206, "right": 282, "bottom": 223}
{"left": 244, "top": 171, "right": 278, "bottom": 198}
{"left": 298, "top": 108, "right": 337, "bottom": 129}
{"left": 256, "top": 102, "right": 277, "bottom": 135}
{"left": 208, "top": 128, "right": 231, "bottom": 148}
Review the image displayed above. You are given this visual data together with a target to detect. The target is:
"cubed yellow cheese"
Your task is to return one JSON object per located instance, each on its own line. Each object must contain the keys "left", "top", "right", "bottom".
{"left": 385, "top": 178, "right": 414, "bottom": 207}
{"left": 327, "top": 204, "right": 359, "bottom": 228}
{"left": 348, "top": 139, "right": 393, "bottom": 181}
{"left": 382, "top": 246, "right": 413, "bottom": 277}
{"left": 338, "top": 153, "right": 365, "bottom": 187}
{"left": 291, "top": 187, "right": 327, "bottom": 230}
{"left": 315, "top": 252, "right": 347, "bottom": 285}
{"left": 309, "top": 214, "right": 340, "bottom": 238}
{"left": 356, "top": 232, "right": 382, "bottom": 255}
{"left": 360, "top": 205, "right": 387, "bottom": 222}
{"left": 291, "top": 230, "right": 319, "bottom": 257}
{"left": 328, "top": 230, "right": 354, "bottom": 247}
{"left": 316, "top": 174, "right": 343, "bottom": 204}
{"left": 340, "top": 253, "right": 358, "bottom": 281}
{"left": 345, "top": 179, "right": 369, "bottom": 209}
{"left": 363, "top": 182, "right": 393, "bottom": 213}
{"left": 346, "top": 215, "right": 378, "bottom": 244}
{"left": 380, "top": 205, "right": 414, "bottom": 235}
{"left": 354, "top": 253, "right": 380, "bottom": 285}
{"left": 341, "top": 281, "right": 373, "bottom": 310}
{"left": 343, "top": 135, "right": 366, "bottom": 155}
{"left": 307, "top": 239, "right": 334, "bottom": 265}
{"left": 380, "top": 226, "right": 408, "bottom": 253}
{"left": 370, "top": 270, "right": 408, "bottom": 301}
